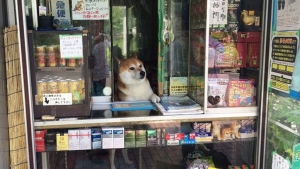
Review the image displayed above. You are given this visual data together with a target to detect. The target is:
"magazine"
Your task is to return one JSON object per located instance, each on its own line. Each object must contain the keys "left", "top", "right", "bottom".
{"left": 154, "top": 102, "right": 203, "bottom": 115}
{"left": 160, "top": 96, "right": 201, "bottom": 111}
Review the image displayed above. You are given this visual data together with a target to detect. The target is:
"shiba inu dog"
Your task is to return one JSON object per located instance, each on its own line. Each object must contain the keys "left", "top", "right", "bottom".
{"left": 73, "top": 0, "right": 84, "bottom": 11}
{"left": 109, "top": 52, "right": 160, "bottom": 169}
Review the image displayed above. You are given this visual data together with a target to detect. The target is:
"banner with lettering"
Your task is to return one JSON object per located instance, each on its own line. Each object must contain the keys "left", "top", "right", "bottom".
{"left": 51, "top": 0, "right": 71, "bottom": 25}
{"left": 72, "top": 0, "right": 110, "bottom": 20}
{"left": 270, "top": 31, "right": 299, "bottom": 94}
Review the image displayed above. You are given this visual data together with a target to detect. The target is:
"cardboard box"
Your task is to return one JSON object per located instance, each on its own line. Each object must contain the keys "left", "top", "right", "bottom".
{"left": 135, "top": 130, "right": 146, "bottom": 147}
{"left": 193, "top": 122, "right": 213, "bottom": 142}
{"left": 68, "top": 129, "right": 80, "bottom": 150}
{"left": 247, "top": 42, "right": 260, "bottom": 67}
{"left": 91, "top": 128, "right": 102, "bottom": 149}
{"left": 236, "top": 32, "right": 261, "bottom": 43}
{"left": 240, "top": 119, "right": 257, "bottom": 138}
{"left": 79, "top": 129, "right": 91, "bottom": 150}
{"left": 236, "top": 43, "right": 247, "bottom": 68}
{"left": 56, "top": 132, "right": 69, "bottom": 151}
{"left": 124, "top": 129, "right": 135, "bottom": 148}
{"left": 147, "top": 129, "right": 157, "bottom": 147}
{"left": 45, "top": 132, "right": 56, "bottom": 151}
{"left": 102, "top": 127, "right": 114, "bottom": 149}
{"left": 113, "top": 127, "right": 124, "bottom": 149}
{"left": 35, "top": 130, "right": 46, "bottom": 152}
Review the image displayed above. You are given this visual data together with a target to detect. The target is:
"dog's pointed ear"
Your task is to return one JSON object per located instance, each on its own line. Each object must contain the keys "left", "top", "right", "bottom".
{"left": 114, "top": 56, "right": 122, "bottom": 66}
{"left": 131, "top": 52, "right": 138, "bottom": 59}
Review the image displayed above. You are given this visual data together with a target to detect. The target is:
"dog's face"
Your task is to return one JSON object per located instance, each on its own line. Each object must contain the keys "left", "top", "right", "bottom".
{"left": 116, "top": 53, "right": 146, "bottom": 85}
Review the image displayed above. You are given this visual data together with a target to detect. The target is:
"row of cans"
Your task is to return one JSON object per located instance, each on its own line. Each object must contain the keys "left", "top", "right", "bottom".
{"left": 36, "top": 78, "right": 85, "bottom": 105}
{"left": 35, "top": 45, "right": 84, "bottom": 67}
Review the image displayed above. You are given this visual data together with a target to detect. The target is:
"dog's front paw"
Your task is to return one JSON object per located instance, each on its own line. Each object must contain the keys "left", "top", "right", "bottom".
{"left": 151, "top": 94, "right": 160, "bottom": 103}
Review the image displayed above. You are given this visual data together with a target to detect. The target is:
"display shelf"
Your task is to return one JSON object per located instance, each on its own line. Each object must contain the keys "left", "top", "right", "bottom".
{"left": 206, "top": 106, "right": 258, "bottom": 114}
{"left": 34, "top": 111, "right": 257, "bottom": 130}
{"left": 269, "top": 119, "right": 300, "bottom": 137}
{"left": 37, "top": 67, "right": 83, "bottom": 72}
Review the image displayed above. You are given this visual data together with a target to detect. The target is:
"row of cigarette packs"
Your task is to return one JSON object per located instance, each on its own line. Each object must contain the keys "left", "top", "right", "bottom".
{"left": 35, "top": 127, "right": 210, "bottom": 152}
{"left": 35, "top": 119, "right": 257, "bottom": 152}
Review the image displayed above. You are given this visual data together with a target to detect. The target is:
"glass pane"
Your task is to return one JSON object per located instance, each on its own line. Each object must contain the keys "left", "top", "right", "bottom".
{"left": 33, "top": 32, "right": 86, "bottom": 105}
{"left": 264, "top": 0, "right": 300, "bottom": 167}
{"left": 188, "top": 0, "right": 206, "bottom": 106}
{"left": 207, "top": 0, "right": 262, "bottom": 108}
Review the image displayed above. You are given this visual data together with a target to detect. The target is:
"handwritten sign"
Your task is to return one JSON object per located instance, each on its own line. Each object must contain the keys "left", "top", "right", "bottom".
{"left": 59, "top": 34, "right": 83, "bottom": 59}
{"left": 276, "top": 0, "right": 300, "bottom": 31}
{"left": 72, "top": 0, "right": 109, "bottom": 20}
{"left": 210, "top": 0, "right": 228, "bottom": 25}
{"left": 43, "top": 93, "right": 72, "bottom": 105}
{"left": 270, "top": 31, "right": 298, "bottom": 94}
{"left": 272, "top": 152, "right": 290, "bottom": 169}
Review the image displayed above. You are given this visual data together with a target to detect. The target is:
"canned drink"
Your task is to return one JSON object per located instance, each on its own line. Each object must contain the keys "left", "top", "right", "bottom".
{"left": 47, "top": 46, "right": 57, "bottom": 67}
{"left": 78, "top": 78, "right": 85, "bottom": 101}
{"left": 58, "top": 80, "right": 69, "bottom": 93}
{"left": 77, "top": 58, "right": 84, "bottom": 66}
{"left": 69, "top": 80, "right": 81, "bottom": 104}
{"left": 37, "top": 54, "right": 46, "bottom": 67}
{"left": 37, "top": 80, "right": 47, "bottom": 105}
{"left": 36, "top": 45, "right": 45, "bottom": 53}
{"left": 47, "top": 80, "right": 58, "bottom": 93}
{"left": 67, "top": 58, "right": 76, "bottom": 67}
{"left": 59, "top": 56, "right": 66, "bottom": 67}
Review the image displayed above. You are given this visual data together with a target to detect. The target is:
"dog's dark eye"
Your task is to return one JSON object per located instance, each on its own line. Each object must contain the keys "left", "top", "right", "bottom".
{"left": 129, "top": 67, "right": 134, "bottom": 70}
{"left": 139, "top": 65, "right": 142, "bottom": 68}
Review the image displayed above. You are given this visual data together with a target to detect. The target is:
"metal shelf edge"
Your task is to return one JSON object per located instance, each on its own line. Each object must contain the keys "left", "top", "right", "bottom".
{"left": 34, "top": 112, "right": 258, "bottom": 130}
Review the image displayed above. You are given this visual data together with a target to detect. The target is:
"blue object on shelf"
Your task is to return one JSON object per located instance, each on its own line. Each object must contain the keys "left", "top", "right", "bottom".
{"left": 110, "top": 101, "right": 155, "bottom": 111}
{"left": 290, "top": 89, "right": 300, "bottom": 101}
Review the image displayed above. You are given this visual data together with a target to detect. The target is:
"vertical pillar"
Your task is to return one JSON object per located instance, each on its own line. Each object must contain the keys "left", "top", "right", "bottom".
{"left": 0, "top": 0, "right": 11, "bottom": 168}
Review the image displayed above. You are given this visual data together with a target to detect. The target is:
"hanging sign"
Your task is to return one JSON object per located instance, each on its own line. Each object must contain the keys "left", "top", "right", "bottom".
{"left": 72, "top": 0, "right": 110, "bottom": 20}
{"left": 59, "top": 34, "right": 83, "bottom": 59}
{"left": 43, "top": 93, "right": 72, "bottom": 105}
{"left": 210, "top": 0, "right": 228, "bottom": 25}
{"left": 270, "top": 31, "right": 298, "bottom": 94}
{"left": 272, "top": 152, "right": 290, "bottom": 169}
{"left": 50, "top": 0, "right": 71, "bottom": 25}
{"left": 275, "top": 0, "right": 300, "bottom": 31}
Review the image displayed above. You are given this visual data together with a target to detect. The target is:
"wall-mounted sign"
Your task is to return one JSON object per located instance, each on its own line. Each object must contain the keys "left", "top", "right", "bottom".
{"left": 43, "top": 93, "right": 72, "bottom": 105}
{"left": 59, "top": 34, "right": 83, "bottom": 58}
{"left": 51, "top": 0, "right": 71, "bottom": 25}
{"left": 270, "top": 31, "right": 298, "bottom": 94}
{"left": 275, "top": 0, "right": 300, "bottom": 31}
{"left": 72, "top": 0, "right": 110, "bottom": 20}
{"left": 210, "top": 0, "right": 228, "bottom": 25}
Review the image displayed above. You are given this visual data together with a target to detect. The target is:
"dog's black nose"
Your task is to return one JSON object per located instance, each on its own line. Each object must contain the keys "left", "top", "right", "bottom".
{"left": 140, "top": 71, "right": 146, "bottom": 78}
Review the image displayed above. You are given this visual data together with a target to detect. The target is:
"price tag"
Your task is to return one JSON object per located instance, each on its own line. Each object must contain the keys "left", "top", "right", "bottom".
{"left": 43, "top": 93, "right": 72, "bottom": 105}
{"left": 271, "top": 80, "right": 289, "bottom": 92}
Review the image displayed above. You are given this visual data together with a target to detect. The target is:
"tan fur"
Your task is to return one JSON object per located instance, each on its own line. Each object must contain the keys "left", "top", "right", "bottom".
{"left": 221, "top": 127, "right": 232, "bottom": 140}
{"left": 109, "top": 53, "right": 160, "bottom": 169}
{"left": 73, "top": 0, "right": 84, "bottom": 11}
{"left": 230, "top": 121, "right": 241, "bottom": 139}
{"left": 212, "top": 121, "right": 222, "bottom": 140}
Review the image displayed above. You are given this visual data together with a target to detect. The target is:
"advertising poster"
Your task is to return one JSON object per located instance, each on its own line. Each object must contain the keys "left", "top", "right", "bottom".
{"left": 270, "top": 31, "right": 299, "bottom": 94}
{"left": 72, "top": 0, "right": 110, "bottom": 20}
{"left": 275, "top": 0, "right": 300, "bottom": 31}
{"left": 51, "top": 0, "right": 71, "bottom": 25}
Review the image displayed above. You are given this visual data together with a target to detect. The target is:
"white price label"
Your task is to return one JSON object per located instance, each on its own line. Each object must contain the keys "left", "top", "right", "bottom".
{"left": 43, "top": 93, "right": 72, "bottom": 105}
